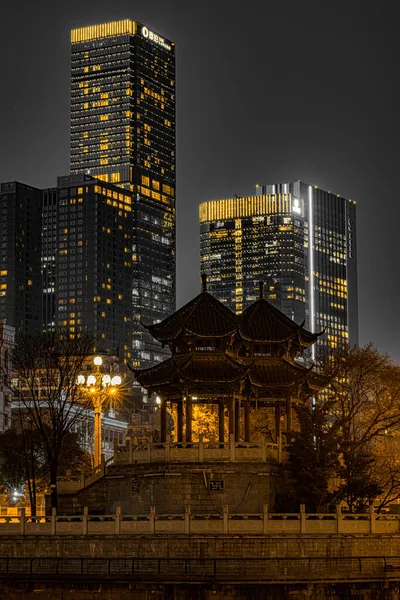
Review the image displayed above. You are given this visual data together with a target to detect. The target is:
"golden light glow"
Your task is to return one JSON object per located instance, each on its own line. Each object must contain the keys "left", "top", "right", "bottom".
{"left": 199, "top": 194, "right": 293, "bottom": 222}
{"left": 71, "top": 20, "right": 137, "bottom": 43}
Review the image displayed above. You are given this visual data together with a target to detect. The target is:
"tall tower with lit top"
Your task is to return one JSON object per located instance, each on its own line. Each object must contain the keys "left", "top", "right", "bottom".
{"left": 70, "top": 20, "right": 176, "bottom": 372}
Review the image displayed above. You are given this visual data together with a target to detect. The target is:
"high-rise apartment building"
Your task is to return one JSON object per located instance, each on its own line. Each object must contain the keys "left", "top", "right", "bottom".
{"left": 52, "top": 174, "right": 134, "bottom": 359}
{"left": 40, "top": 173, "right": 173, "bottom": 367}
{"left": 0, "top": 182, "right": 42, "bottom": 335}
{"left": 69, "top": 19, "right": 176, "bottom": 369}
{"left": 200, "top": 181, "right": 358, "bottom": 353}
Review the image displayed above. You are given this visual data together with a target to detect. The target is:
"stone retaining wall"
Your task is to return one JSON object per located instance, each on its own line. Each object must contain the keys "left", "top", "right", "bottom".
{"left": 2, "top": 533, "right": 400, "bottom": 559}
{"left": 57, "top": 461, "right": 285, "bottom": 515}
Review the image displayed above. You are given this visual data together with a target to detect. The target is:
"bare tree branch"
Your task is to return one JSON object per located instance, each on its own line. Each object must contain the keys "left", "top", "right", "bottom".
{"left": 0, "top": 330, "right": 97, "bottom": 511}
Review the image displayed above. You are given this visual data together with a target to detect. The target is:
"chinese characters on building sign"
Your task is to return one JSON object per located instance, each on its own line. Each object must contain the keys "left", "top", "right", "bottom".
{"left": 347, "top": 218, "right": 353, "bottom": 258}
{"left": 141, "top": 26, "right": 172, "bottom": 51}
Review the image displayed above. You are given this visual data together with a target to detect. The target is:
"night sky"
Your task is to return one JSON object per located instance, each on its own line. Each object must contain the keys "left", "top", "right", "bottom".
{"left": 0, "top": 1, "right": 397, "bottom": 356}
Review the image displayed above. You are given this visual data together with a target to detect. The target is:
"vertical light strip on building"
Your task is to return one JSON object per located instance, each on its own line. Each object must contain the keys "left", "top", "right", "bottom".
{"left": 308, "top": 185, "right": 315, "bottom": 360}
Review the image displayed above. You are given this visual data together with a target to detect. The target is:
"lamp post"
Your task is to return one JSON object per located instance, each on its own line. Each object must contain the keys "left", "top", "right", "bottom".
{"left": 77, "top": 356, "right": 122, "bottom": 468}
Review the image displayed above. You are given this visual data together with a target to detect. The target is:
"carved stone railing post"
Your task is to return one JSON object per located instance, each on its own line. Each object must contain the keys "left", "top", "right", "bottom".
{"left": 223, "top": 505, "right": 229, "bottom": 534}
{"left": 149, "top": 506, "right": 155, "bottom": 534}
{"left": 262, "top": 436, "right": 268, "bottom": 462}
{"left": 147, "top": 437, "right": 152, "bottom": 463}
{"left": 336, "top": 504, "right": 343, "bottom": 534}
{"left": 184, "top": 506, "right": 191, "bottom": 534}
{"left": 20, "top": 507, "right": 26, "bottom": 535}
{"left": 300, "top": 504, "right": 306, "bottom": 534}
{"left": 115, "top": 506, "right": 121, "bottom": 535}
{"left": 263, "top": 504, "right": 269, "bottom": 534}
{"left": 51, "top": 507, "right": 57, "bottom": 535}
{"left": 229, "top": 434, "right": 235, "bottom": 462}
{"left": 198, "top": 434, "right": 204, "bottom": 462}
{"left": 370, "top": 504, "right": 376, "bottom": 534}
{"left": 83, "top": 507, "right": 88, "bottom": 535}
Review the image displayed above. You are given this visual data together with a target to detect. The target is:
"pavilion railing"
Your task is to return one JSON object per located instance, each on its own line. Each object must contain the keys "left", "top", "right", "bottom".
{"left": 0, "top": 505, "right": 397, "bottom": 536}
{"left": 113, "top": 434, "right": 286, "bottom": 465}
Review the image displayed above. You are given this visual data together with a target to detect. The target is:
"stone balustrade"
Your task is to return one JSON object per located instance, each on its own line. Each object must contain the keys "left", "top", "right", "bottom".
{"left": 56, "top": 460, "right": 112, "bottom": 494}
{"left": 114, "top": 434, "right": 285, "bottom": 464}
{"left": 0, "top": 505, "right": 398, "bottom": 537}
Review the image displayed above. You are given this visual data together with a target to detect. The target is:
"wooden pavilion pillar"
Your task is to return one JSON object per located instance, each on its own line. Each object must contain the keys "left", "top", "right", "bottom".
{"left": 218, "top": 400, "right": 225, "bottom": 443}
{"left": 186, "top": 395, "right": 193, "bottom": 443}
{"left": 275, "top": 403, "right": 281, "bottom": 444}
{"left": 235, "top": 401, "right": 240, "bottom": 442}
{"left": 286, "top": 398, "right": 293, "bottom": 433}
{"left": 228, "top": 395, "right": 235, "bottom": 439}
{"left": 244, "top": 401, "right": 251, "bottom": 442}
{"left": 177, "top": 398, "right": 184, "bottom": 442}
{"left": 160, "top": 397, "right": 167, "bottom": 443}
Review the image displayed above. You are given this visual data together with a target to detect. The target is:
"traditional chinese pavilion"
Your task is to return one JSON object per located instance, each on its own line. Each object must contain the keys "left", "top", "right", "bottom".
{"left": 56, "top": 276, "right": 326, "bottom": 516}
{"left": 130, "top": 275, "right": 325, "bottom": 448}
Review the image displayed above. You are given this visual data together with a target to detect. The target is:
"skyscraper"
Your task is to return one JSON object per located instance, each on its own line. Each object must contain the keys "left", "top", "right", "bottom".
{"left": 69, "top": 19, "right": 176, "bottom": 369}
{"left": 0, "top": 20, "right": 176, "bottom": 374}
{"left": 51, "top": 174, "right": 133, "bottom": 360}
{"left": 0, "top": 182, "right": 42, "bottom": 335}
{"left": 200, "top": 181, "right": 358, "bottom": 354}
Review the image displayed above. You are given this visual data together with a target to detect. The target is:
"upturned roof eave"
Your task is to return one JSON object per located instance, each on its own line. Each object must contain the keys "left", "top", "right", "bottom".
{"left": 238, "top": 329, "right": 295, "bottom": 344}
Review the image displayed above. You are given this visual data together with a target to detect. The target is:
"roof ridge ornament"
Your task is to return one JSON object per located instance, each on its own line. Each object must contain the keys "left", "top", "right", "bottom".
{"left": 201, "top": 273, "right": 207, "bottom": 292}
{"left": 259, "top": 280, "right": 264, "bottom": 299}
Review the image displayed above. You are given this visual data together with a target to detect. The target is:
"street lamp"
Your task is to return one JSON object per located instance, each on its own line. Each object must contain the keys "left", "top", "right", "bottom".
{"left": 77, "top": 356, "right": 121, "bottom": 468}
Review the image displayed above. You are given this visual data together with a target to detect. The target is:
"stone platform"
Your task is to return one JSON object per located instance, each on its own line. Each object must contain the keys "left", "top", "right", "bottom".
{"left": 56, "top": 437, "right": 288, "bottom": 515}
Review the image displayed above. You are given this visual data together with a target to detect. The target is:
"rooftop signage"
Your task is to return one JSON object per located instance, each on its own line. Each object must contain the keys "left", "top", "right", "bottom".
{"left": 141, "top": 26, "right": 172, "bottom": 51}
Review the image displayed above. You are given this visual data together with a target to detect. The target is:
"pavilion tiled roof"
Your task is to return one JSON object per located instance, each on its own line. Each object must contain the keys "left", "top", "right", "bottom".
{"left": 133, "top": 278, "right": 327, "bottom": 398}
{"left": 143, "top": 291, "right": 238, "bottom": 342}
{"left": 130, "top": 351, "right": 327, "bottom": 395}
{"left": 130, "top": 352, "right": 247, "bottom": 389}
{"left": 243, "top": 357, "right": 316, "bottom": 388}
{"left": 239, "top": 296, "right": 320, "bottom": 347}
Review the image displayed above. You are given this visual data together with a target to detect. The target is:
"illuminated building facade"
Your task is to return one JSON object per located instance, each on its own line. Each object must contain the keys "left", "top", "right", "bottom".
{"left": 70, "top": 19, "right": 176, "bottom": 369}
{"left": 52, "top": 174, "right": 134, "bottom": 361}
{"left": 0, "top": 182, "right": 42, "bottom": 335}
{"left": 200, "top": 181, "right": 358, "bottom": 353}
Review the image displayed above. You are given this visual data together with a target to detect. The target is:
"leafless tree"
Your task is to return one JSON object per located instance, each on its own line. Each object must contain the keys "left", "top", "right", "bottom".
{"left": 316, "top": 343, "right": 400, "bottom": 511}
{"left": 371, "top": 436, "right": 400, "bottom": 512}
{"left": 0, "top": 330, "right": 96, "bottom": 511}
{"left": 319, "top": 343, "right": 400, "bottom": 446}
